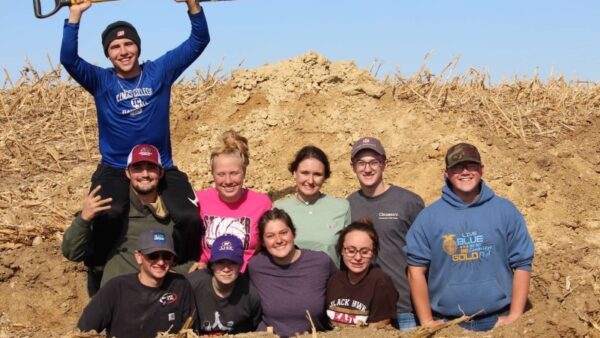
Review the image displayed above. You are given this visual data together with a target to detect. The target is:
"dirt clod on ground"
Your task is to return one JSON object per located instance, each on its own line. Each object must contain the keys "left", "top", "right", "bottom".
{"left": 1, "top": 52, "right": 599, "bottom": 337}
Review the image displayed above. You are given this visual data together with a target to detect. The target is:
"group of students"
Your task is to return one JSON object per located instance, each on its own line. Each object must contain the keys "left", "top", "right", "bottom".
{"left": 58, "top": 1, "right": 535, "bottom": 337}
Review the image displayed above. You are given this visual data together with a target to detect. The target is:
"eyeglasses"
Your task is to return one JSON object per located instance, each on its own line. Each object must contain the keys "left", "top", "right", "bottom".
{"left": 353, "top": 160, "right": 383, "bottom": 170}
{"left": 449, "top": 163, "right": 481, "bottom": 173}
{"left": 145, "top": 251, "right": 175, "bottom": 261}
{"left": 342, "top": 247, "right": 374, "bottom": 258}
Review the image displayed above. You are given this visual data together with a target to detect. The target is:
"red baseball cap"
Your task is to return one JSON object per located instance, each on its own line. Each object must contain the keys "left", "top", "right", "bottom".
{"left": 127, "top": 144, "right": 162, "bottom": 168}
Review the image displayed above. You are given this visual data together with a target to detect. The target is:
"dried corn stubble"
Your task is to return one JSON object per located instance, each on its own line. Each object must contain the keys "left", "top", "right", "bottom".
{"left": 1, "top": 53, "right": 600, "bottom": 338}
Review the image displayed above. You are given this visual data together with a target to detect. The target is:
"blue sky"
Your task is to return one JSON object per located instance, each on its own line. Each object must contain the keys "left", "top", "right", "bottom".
{"left": 1, "top": 0, "right": 599, "bottom": 84}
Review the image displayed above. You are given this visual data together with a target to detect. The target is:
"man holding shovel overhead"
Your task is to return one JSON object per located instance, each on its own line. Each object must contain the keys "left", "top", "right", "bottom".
{"left": 60, "top": 0, "right": 209, "bottom": 295}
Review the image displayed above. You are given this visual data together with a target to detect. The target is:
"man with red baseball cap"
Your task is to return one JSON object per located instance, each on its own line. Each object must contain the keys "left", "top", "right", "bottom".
{"left": 63, "top": 145, "right": 198, "bottom": 291}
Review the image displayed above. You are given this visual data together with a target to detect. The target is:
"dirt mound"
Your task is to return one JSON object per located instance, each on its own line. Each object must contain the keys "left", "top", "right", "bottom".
{"left": 1, "top": 52, "right": 599, "bottom": 337}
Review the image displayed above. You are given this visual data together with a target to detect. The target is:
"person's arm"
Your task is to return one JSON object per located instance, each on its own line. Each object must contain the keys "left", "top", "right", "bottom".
{"left": 77, "top": 281, "right": 115, "bottom": 333}
{"left": 249, "top": 281, "right": 263, "bottom": 330}
{"left": 494, "top": 269, "right": 530, "bottom": 327}
{"left": 62, "top": 214, "right": 93, "bottom": 262}
{"left": 199, "top": 241, "right": 210, "bottom": 266}
{"left": 179, "top": 281, "right": 201, "bottom": 333}
{"left": 328, "top": 256, "right": 339, "bottom": 276}
{"left": 368, "top": 319, "right": 391, "bottom": 328}
{"left": 343, "top": 202, "right": 351, "bottom": 226}
{"left": 408, "top": 196, "right": 425, "bottom": 227}
{"left": 156, "top": 0, "right": 210, "bottom": 83}
{"left": 67, "top": 0, "right": 91, "bottom": 23}
{"left": 62, "top": 186, "right": 112, "bottom": 261}
{"left": 184, "top": 0, "right": 202, "bottom": 15}
{"left": 171, "top": 261, "right": 194, "bottom": 274}
{"left": 407, "top": 265, "right": 444, "bottom": 328}
{"left": 365, "top": 272, "right": 397, "bottom": 328}
{"left": 81, "top": 185, "right": 113, "bottom": 222}
{"left": 60, "top": 0, "right": 102, "bottom": 93}
{"left": 496, "top": 205, "right": 534, "bottom": 327}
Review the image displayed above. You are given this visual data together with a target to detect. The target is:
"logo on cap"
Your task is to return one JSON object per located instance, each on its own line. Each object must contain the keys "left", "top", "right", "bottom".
{"left": 219, "top": 240, "right": 234, "bottom": 252}
{"left": 137, "top": 228, "right": 175, "bottom": 255}
{"left": 445, "top": 143, "right": 481, "bottom": 168}
{"left": 153, "top": 232, "right": 166, "bottom": 243}
{"left": 351, "top": 136, "right": 386, "bottom": 159}
{"left": 138, "top": 146, "right": 154, "bottom": 157}
{"left": 127, "top": 144, "right": 162, "bottom": 168}
{"left": 117, "top": 30, "right": 125, "bottom": 37}
{"left": 209, "top": 235, "right": 244, "bottom": 264}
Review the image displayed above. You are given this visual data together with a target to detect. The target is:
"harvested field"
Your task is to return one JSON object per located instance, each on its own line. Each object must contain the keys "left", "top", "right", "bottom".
{"left": 1, "top": 52, "right": 599, "bottom": 337}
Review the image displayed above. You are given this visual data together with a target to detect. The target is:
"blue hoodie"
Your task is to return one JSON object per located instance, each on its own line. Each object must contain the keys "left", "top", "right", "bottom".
{"left": 405, "top": 180, "right": 534, "bottom": 317}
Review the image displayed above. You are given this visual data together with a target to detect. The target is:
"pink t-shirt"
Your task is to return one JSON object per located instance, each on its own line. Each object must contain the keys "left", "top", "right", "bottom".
{"left": 196, "top": 187, "right": 272, "bottom": 272}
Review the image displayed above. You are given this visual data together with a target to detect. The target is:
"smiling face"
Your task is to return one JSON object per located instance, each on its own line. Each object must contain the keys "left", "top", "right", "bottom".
{"left": 293, "top": 158, "right": 326, "bottom": 202}
{"left": 351, "top": 149, "right": 386, "bottom": 191}
{"left": 262, "top": 219, "right": 296, "bottom": 263}
{"left": 135, "top": 250, "right": 173, "bottom": 285}
{"left": 212, "top": 153, "right": 246, "bottom": 203}
{"left": 211, "top": 259, "right": 241, "bottom": 286}
{"left": 126, "top": 161, "right": 164, "bottom": 196}
{"left": 445, "top": 161, "right": 484, "bottom": 203}
{"left": 341, "top": 230, "right": 374, "bottom": 277}
{"left": 107, "top": 38, "right": 140, "bottom": 78}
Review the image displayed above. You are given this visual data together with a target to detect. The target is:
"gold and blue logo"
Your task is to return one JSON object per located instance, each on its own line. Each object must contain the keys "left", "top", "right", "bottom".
{"left": 442, "top": 231, "right": 491, "bottom": 262}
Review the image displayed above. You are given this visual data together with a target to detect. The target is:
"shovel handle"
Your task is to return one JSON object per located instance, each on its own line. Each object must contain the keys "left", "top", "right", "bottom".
{"left": 33, "top": 0, "right": 118, "bottom": 19}
{"left": 33, "top": 0, "right": 70, "bottom": 19}
{"left": 34, "top": 0, "right": 232, "bottom": 19}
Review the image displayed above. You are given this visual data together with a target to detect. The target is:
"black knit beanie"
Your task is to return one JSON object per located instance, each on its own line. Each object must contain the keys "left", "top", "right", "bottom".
{"left": 101, "top": 21, "right": 141, "bottom": 57}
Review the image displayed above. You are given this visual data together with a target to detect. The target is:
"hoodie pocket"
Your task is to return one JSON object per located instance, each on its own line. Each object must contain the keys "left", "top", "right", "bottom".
{"left": 436, "top": 279, "right": 508, "bottom": 317}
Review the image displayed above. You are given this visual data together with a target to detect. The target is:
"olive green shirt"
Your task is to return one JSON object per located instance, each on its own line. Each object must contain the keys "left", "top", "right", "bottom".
{"left": 62, "top": 189, "right": 193, "bottom": 287}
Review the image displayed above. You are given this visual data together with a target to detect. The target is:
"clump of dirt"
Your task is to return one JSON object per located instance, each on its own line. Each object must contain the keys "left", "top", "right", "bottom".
{"left": 0, "top": 52, "right": 599, "bottom": 337}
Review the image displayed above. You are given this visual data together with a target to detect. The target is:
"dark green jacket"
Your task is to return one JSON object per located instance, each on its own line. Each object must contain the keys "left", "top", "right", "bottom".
{"left": 62, "top": 189, "right": 195, "bottom": 286}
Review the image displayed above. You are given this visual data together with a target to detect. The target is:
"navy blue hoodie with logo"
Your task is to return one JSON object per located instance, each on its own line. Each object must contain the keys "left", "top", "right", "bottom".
{"left": 405, "top": 180, "right": 534, "bottom": 317}
{"left": 60, "top": 10, "right": 210, "bottom": 169}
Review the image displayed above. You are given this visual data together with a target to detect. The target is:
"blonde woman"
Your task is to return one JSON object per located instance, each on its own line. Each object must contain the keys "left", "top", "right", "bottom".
{"left": 196, "top": 130, "right": 272, "bottom": 272}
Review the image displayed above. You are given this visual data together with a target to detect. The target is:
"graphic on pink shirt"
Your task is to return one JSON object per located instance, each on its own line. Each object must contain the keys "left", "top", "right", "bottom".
{"left": 203, "top": 215, "right": 250, "bottom": 250}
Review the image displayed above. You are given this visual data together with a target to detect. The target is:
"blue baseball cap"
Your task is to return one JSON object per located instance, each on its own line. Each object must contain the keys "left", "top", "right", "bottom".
{"left": 209, "top": 235, "right": 243, "bottom": 265}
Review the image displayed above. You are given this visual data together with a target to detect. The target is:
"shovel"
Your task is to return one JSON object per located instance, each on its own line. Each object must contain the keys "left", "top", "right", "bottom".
{"left": 33, "top": 0, "right": 232, "bottom": 19}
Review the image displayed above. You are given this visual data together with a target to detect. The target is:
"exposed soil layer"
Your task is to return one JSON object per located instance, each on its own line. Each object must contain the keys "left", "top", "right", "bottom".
{"left": 0, "top": 52, "right": 599, "bottom": 337}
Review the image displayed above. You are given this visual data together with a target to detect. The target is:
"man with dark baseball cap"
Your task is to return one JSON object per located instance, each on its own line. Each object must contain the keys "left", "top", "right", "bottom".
{"left": 347, "top": 136, "right": 425, "bottom": 331}
{"left": 444, "top": 143, "right": 481, "bottom": 168}
{"left": 137, "top": 228, "right": 176, "bottom": 256}
{"left": 350, "top": 136, "right": 387, "bottom": 159}
{"left": 60, "top": 0, "right": 207, "bottom": 295}
{"left": 406, "top": 142, "right": 534, "bottom": 331}
{"left": 78, "top": 229, "right": 199, "bottom": 338}
{"left": 63, "top": 144, "right": 198, "bottom": 294}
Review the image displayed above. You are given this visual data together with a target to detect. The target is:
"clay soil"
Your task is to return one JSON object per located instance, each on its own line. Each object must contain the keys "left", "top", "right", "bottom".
{"left": 0, "top": 52, "right": 599, "bottom": 338}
